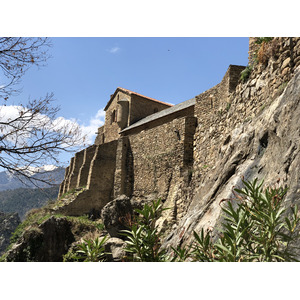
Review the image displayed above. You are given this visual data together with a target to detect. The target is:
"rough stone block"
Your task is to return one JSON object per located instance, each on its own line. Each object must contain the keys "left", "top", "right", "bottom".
{"left": 281, "top": 57, "right": 291, "bottom": 69}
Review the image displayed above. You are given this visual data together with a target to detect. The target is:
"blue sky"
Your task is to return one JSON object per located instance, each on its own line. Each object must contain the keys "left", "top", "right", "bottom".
{"left": 5, "top": 37, "right": 249, "bottom": 165}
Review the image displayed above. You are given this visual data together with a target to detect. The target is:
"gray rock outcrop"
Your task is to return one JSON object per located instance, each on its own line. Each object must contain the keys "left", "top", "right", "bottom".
{"left": 101, "top": 195, "right": 133, "bottom": 239}
{"left": 6, "top": 216, "right": 75, "bottom": 262}
{"left": 162, "top": 66, "right": 300, "bottom": 256}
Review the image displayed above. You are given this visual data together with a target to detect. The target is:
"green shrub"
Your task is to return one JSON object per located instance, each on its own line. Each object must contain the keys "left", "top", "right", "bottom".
{"left": 240, "top": 65, "right": 253, "bottom": 83}
{"left": 63, "top": 235, "right": 109, "bottom": 262}
{"left": 120, "top": 179, "right": 299, "bottom": 262}
{"left": 60, "top": 179, "right": 300, "bottom": 262}
{"left": 189, "top": 178, "right": 300, "bottom": 262}
{"left": 255, "top": 37, "right": 273, "bottom": 45}
{"left": 121, "top": 199, "right": 169, "bottom": 262}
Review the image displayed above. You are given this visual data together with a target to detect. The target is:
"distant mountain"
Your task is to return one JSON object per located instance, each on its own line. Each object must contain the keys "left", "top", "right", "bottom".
{"left": 0, "top": 165, "right": 65, "bottom": 191}
{"left": 0, "top": 185, "right": 60, "bottom": 220}
{"left": 0, "top": 165, "right": 65, "bottom": 221}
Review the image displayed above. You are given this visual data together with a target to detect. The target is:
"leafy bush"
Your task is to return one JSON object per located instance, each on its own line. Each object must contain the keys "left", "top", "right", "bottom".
{"left": 60, "top": 179, "right": 300, "bottom": 262}
{"left": 121, "top": 199, "right": 169, "bottom": 262}
{"left": 63, "top": 235, "right": 109, "bottom": 262}
{"left": 189, "top": 178, "right": 300, "bottom": 262}
{"left": 120, "top": 179, "right": 300, "bottom": 262}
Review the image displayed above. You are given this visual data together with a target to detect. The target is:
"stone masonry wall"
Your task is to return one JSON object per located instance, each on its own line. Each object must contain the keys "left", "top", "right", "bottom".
{"left": 94, "top": 126, "right": 104, "bottom": 145}
{"left": 58, "top": 37, "right": 300, "bottom": 221}
{"left": 118, "top": 116, "right": 197, "bottom": 200}
{"left": 104, "top": 91, "right": 130, "bottom": 143}
{"left": 58, "top": 146, "right": 97, "bottom": 198}
{"left": 192, "top": 37, "right": 300, "bottom": 186}
{"left": 129, "top": 94, "right": 172, "bottom": 125}
{"left": 77, "top": 145, "right": 97, "bottom": 188}
{"left": 57, "top": 141, "right": 118, "bottom": 216}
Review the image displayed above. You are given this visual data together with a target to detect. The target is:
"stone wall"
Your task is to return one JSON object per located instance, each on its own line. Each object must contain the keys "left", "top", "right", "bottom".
{"left": 192, "top": 37, "right": 300, "bottom": 185}
{"left": 129, "top": 94, "right": 173, "bottom": 125}
{"left": 104, "top": 91, "right": 129, "bottom": 143}
{"left": 94, "top": 126, "right": 104, "bottom": 145}
{"left": 77, "top": 145, "right": 97, "bottom": 188}
{"left": 58, "top": 37, "right": 300, "bottom": 222}
{"left": 115, "top": 116, "right": 197, "bottom": 200}
{"left": 57, "top": 141, "right": 118, "bottom": 216}
{"left": 58, "top": 145, "right": 97, "bottom": 198}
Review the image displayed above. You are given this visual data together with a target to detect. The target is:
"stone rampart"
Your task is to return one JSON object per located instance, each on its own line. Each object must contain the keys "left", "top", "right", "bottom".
{"left": 58, "top": 146, "right": 97, "bottom": 198}
{"left": 94, "top": 126, "right": 104, "bottom": 145}
{"left": 77, "top": 145, "right": 97, "bottom": 188}
{"left": 57, "top": 140, "right": 118, "bottom": 216}
{"left": 117, "top": 115, "right": 197, "bottom": 200}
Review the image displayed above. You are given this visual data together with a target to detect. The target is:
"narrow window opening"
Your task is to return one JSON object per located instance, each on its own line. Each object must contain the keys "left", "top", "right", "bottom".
{"left": 111, "top": 110, "right": 116, "bottom": 124}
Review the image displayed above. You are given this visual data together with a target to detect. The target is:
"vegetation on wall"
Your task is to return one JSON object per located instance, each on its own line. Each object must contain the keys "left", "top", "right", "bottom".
{"left": 240, "top": 65, "right": 253, "bottom": 83}
{"left": 240, "top": 37, "right": 276, "bottom": 82}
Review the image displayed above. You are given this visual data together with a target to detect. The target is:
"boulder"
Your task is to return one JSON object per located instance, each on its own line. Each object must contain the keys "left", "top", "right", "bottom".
{"left": 101, "top": 195, "right": 133, "bottom": 239}
{"left": 6, "top": 216, "right": 75, "bottom": 262}
{"left": 104, "top": 237, "right": 127, "bottom": 262}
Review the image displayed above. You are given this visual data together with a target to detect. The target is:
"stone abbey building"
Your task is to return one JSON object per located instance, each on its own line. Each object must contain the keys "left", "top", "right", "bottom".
{"left": 57, "top": 37, "right": 300, "bottom": 218}
{"left": 58, "top": 64, "right": 246, "bottom": 216}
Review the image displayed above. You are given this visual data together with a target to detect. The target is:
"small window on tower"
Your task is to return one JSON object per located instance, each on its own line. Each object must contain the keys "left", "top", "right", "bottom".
{"left": 111, "top": 110, "right": 116, "bottom": 124}
{"left": 154, "top": 108, "right": 158, "bottom": 113}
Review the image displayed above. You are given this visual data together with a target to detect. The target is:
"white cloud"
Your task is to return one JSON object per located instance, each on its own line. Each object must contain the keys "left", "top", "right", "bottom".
{"left": 108, "top": 46, "right": 120, "bottom": 54}
{"left": 0, "top": 105, "right": 106, "bottom": 147}
{"left": 80, "top": 108, "right": 105, "bottom": 144}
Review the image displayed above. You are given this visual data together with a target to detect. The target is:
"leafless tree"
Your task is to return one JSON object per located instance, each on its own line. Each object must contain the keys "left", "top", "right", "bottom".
{"left": 0, "top": 37, "right": 51, "bottom": 100}
{"left": 0, "top": 37, "right": 86, "bottom": 185}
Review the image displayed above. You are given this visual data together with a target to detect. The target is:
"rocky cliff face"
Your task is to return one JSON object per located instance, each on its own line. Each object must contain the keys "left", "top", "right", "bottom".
{"left": 162, "top": 65, "right": 300, "bottom": 256}
{"left": 161, "top": 38, "right": 300, "bottom": 254}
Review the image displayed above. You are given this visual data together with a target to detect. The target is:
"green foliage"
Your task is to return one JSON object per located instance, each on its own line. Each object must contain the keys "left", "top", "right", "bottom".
{"left": 240, "top": 65, "right": 253, "bottom": 83}
{"left": 225, "top": 102, "right": 231, "bottom": 112}
{"left": 255, "top": 37, "right": 273, "bottom": 45}
{"left": 121, "top": 199, "right": 169, "bottom": 262}
{"left": 189, "top": 178, "right": 300, "bottom": 262}
{"left": 63, "top": 235, "right": 109, "bottom": 262}
{"left": 120, "top": 179, "right": 299, "bottom": 262}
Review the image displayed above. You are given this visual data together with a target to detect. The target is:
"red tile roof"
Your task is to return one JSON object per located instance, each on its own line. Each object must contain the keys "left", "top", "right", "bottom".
{"left": 104, "top": 87, "right": 173, "bottom": 111}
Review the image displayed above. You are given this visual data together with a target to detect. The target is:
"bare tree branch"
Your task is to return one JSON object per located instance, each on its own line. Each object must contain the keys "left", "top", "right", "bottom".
{"left": 0, "top": 37, "right": 52, "bottom": 100}
{"left": 0, "top": 37, "right": 87, "bottom": 186}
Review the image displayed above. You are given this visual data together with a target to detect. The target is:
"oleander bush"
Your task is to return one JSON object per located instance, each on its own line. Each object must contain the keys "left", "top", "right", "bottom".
{"left": 178, "top": 178, "right": 300, "bottom": 262}
{"left": 122, "top": 179, "right": 300, "bottom": 262}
